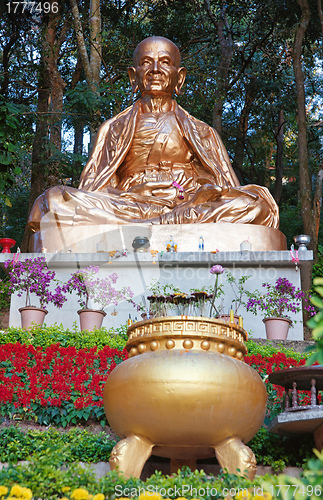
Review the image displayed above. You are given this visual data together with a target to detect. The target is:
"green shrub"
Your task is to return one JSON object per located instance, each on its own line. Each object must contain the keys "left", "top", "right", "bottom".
{"left": 0, "top": 424, "right": 314, "bottom": 474}
{"left": 0, "top": 452, "right": 323, "bottom": 499}
{"left": 0, "top": 449, "right": 98, "bottom": 499}
{"left": 248, "top": 426, "right": 314, "bottom": 471}
{"left": 0, "top": 461, "right": 264, "bottom": 499}
{"left": 0, "top": 426, "right": 116, "bottom": 464}
{"left": 0, "top": 278, "right": 10, "bottom": 311}
{"left": 0, "top": 323, "right": 128, "bottom": 350}
{"left": 306, "top": 277, "right": 323, "bottom": 365}
{"left": 246, "top": 339, "right": 309, "bottom": 361}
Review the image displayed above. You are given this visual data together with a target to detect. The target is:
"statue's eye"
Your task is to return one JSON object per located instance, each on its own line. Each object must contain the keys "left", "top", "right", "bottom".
{"left": 161, "top": 59, "right": 171, "bottom": 65}
{"left": 141, "top": 59, "right": 151, "bottom": 66}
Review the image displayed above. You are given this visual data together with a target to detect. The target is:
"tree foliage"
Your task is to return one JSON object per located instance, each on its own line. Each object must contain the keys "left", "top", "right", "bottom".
{"left": 0, "top": 0, "right": 322, "bottom": 253}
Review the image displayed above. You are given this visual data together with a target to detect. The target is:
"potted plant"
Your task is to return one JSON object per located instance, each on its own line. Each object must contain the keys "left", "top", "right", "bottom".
{"left": 245, "top": 277, "right": 314, "bottom": 340}
{"left": 62, "top": 266, "right": 135, "bottom": 331}
{"left": 218, "top": 271, "right": 251, "bottom": 324}
{"left": 144, "top": 273, "right": 226, "bottom": 319}
{"left": 4, "top": 256, "right": 66, "bottom": 329}
{"left": 209, "top": 264, "right": 225, "bottom": 317}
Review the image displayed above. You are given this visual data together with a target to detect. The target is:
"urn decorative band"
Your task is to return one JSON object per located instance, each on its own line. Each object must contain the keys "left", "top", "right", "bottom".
{"left": 127, "top": 315, "right": 247, "bottom": 360}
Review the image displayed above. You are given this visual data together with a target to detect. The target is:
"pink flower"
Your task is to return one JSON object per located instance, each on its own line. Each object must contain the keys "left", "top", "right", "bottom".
{"left": 210, "top": 265, "right": 224, "bottom": 275}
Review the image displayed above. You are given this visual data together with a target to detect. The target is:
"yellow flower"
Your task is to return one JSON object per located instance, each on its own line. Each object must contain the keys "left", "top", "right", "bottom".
{"left": 62, "top": 487, "right": 71, "bottom": 493}
{"left": 235, "top": 490, "right": 252, "bottom": 500}
{"left": 0, "top": 486, "right": 8, "bottom": 497}
{"left": 10, "top": 485, "right": 24, "bottom": 497}
{"left": 70, "top": 488, "right": 90, "bottom": 500}
{"left": 58, "top": 497, "right": 70, "bottom": 500}
{"left": 253, "top": 494, "right": 272, "bottom": 500}
{"left": 138, "top": 493, "right": 162, "bottom": 500}
{"left": 21, "top": 487, "right": 33, "bottom": 500}
{"left": 92, "top": 495, "right": 105, "bottom": 500}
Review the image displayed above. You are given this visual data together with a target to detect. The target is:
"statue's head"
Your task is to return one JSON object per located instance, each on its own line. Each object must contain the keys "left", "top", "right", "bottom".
{"left": 128, "top": 36, "right": 186, "bottom": 97}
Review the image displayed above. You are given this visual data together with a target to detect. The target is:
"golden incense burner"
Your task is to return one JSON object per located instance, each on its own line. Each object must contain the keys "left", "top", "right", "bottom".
{"left": 103, "top": 316, "right": 266, "bottom": 479}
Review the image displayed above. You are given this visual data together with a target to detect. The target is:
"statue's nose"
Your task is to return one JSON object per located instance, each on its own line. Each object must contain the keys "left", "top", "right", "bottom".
{"left": 151, "top": 60, "right": 161, "bottom": 73}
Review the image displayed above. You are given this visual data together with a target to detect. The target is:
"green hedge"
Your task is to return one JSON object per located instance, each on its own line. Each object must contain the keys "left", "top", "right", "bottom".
{"left": 0, "top": 426, "right": 116, "bottom": 464}
{"left": 0, "top": 324, "right": 128, "bottom": 350}
{"left": 0, "top": 324, "right": 311, "bottom": 360}
{"left": 0, "top": 451, "right": 323, "bottom": 499}
{"left": 0, "top": 424, "right": 313, "bottom": 474}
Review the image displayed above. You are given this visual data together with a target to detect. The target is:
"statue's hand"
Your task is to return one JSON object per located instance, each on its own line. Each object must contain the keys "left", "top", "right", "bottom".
{"left": 122, "top": 180, "right": 174, "bottom": 198}
{"left": 191, "top": 184, "right": 229, "bottom": 204}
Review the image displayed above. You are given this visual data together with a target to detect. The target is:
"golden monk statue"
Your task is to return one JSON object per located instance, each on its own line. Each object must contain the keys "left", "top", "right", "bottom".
{"left": 28, "top": 36, "right": 279, "bottom": 231}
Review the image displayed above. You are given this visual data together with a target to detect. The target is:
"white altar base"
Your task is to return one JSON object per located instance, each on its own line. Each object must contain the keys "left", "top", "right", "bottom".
{"left": 30, "top": 222, "right": 287, "bottom": 253}
{"left": 1, "top": 250, "right": 312, "bottom": 340}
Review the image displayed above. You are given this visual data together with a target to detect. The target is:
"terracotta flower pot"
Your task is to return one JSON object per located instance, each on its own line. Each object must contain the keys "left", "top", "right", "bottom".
{"left": 19, "top": 306, "right": 48, "bottom": 329}
{"left": 77, "top": 309, "right": 106, "bottom": 331}
{"left": 262, "top": 317, "right": 292, "bottom": 340}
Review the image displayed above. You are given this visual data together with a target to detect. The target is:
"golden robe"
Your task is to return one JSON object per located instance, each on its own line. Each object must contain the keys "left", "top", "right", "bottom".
{"left": 28, "top": 100, "right": 279, "bottom": 230}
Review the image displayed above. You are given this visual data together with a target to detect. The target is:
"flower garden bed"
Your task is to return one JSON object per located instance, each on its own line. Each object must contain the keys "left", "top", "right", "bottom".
{"left": 0, "top": 324, "right": 322, "bottom": 498}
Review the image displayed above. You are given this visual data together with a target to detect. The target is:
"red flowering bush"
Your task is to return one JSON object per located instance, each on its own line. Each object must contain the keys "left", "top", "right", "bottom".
{"left": 0, "top": 343, "right": 128, "bottom": 427}
{"left": 0, "top": 338, "right": 317, "bottom": 428}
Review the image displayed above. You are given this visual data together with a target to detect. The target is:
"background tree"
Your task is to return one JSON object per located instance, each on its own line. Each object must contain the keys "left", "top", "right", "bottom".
{"left": 0, "top": 0, "right": 322, "bottom": 259}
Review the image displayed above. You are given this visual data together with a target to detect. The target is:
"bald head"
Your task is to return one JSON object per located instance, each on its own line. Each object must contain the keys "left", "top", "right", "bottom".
{"left": 133, "top": 36, "right": 181, "bottom": 67}
{"left": 128, "top": 36, "right": 186, "bottom": 98}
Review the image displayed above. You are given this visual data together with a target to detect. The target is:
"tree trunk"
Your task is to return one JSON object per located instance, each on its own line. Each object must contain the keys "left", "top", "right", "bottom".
{"left": 20, "top": 61, "right": 50, "bottom": 252}
{"left": 43, "top": 2, "right": 67, "bottom": 186}
{"left": 72, "top": 119, "right": 85, "bottom": 185}
{"left": 89, "top": 0, "right": 102, "bottom": 88}
{"left": 313, "top": 0, "right": 323, "bottom": 260}
{"left": 232, "top": 82, "right": 256, "bottom": 181}
{"left": 292, "top": 0, "right": 313, "bottom": 248}
{"left": 0, "top": 22, "right": 20, "bottom": 96}
{"left": 273, "top": 109, "right": 285, "bottom": 204}
{"left": 69, "top": 0, "right": 102, "bottom": 142}
{"left": 204, "top": 0, "right": 233, "bottom": 135}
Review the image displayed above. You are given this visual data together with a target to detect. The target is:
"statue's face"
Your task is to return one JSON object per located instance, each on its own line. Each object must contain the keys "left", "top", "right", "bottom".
{"left": 129, "top": 38, "right": 186, "bottom": 97}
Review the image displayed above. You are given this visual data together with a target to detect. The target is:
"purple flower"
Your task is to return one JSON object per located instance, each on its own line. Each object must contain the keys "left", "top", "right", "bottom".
{"left": 4, "top": 256, "right": 66, "bottom": 308}
{"left": 63, "top": 266, "right": 135, "bottom": 311}
{"left": 245, "top": 277, "right": 312, "bottom": 323}
{"left": 209, "top": 264, "right": 225, "bottom": 317}
{"left": 210, "top": 265, "right": 224, "bottom": 275}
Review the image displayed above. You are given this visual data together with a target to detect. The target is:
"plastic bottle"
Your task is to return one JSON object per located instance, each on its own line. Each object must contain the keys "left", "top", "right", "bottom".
{"left": 199, "top": 236, "right": 204, "bottom": 251}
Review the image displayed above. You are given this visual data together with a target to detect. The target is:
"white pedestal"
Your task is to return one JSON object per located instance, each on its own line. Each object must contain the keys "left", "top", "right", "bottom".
{"left": 0, "top": 250, "right": 312, "bottom": 340}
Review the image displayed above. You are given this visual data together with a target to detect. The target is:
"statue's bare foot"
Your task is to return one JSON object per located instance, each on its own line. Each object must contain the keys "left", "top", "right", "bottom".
{"left": 109, "top": 434, "right": 154, "bottom": 478}
{"left": 191, "top": 184, "right": 229, "bottom": 204}
{"left": 74, "top": 206, "right": 112, "bottom": 224}
{"left": 214, "top": 437, "right": 257, "bottom": 480}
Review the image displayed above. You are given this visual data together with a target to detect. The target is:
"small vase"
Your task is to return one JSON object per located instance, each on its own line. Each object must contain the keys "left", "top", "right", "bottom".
{"left": 0, "top": 238, "right": 16, "bottom": 253}
{"left": 217, "top": 314, "right": 240, "bottom": 325}
{"left": 19, "top": 306, "right": 48, "bottom": 329}
{"left": 262, "top": 317, "right": 292, "bottom": 340}
{"left": 77, "top": 309, "right": 106, "bottom": 331}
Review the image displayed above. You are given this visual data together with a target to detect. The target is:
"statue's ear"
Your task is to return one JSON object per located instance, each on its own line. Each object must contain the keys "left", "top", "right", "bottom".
{"left": 174, "top": 67, "right": 187, "bottom": 95}
{"left": 128, "top": 67, "right": 139, "bottom": 93}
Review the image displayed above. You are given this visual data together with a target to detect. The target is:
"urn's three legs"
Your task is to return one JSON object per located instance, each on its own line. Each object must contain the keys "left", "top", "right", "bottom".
{"left": 109, "top": 434, "right": 154, "bottom": 479}
{"left": 215, "top": 437, "right": 257, "bottom": 480}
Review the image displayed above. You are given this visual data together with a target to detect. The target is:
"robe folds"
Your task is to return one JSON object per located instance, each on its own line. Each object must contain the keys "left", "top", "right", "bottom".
{"left": 28, "top": 100, "right": 279, "bottom": 230}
